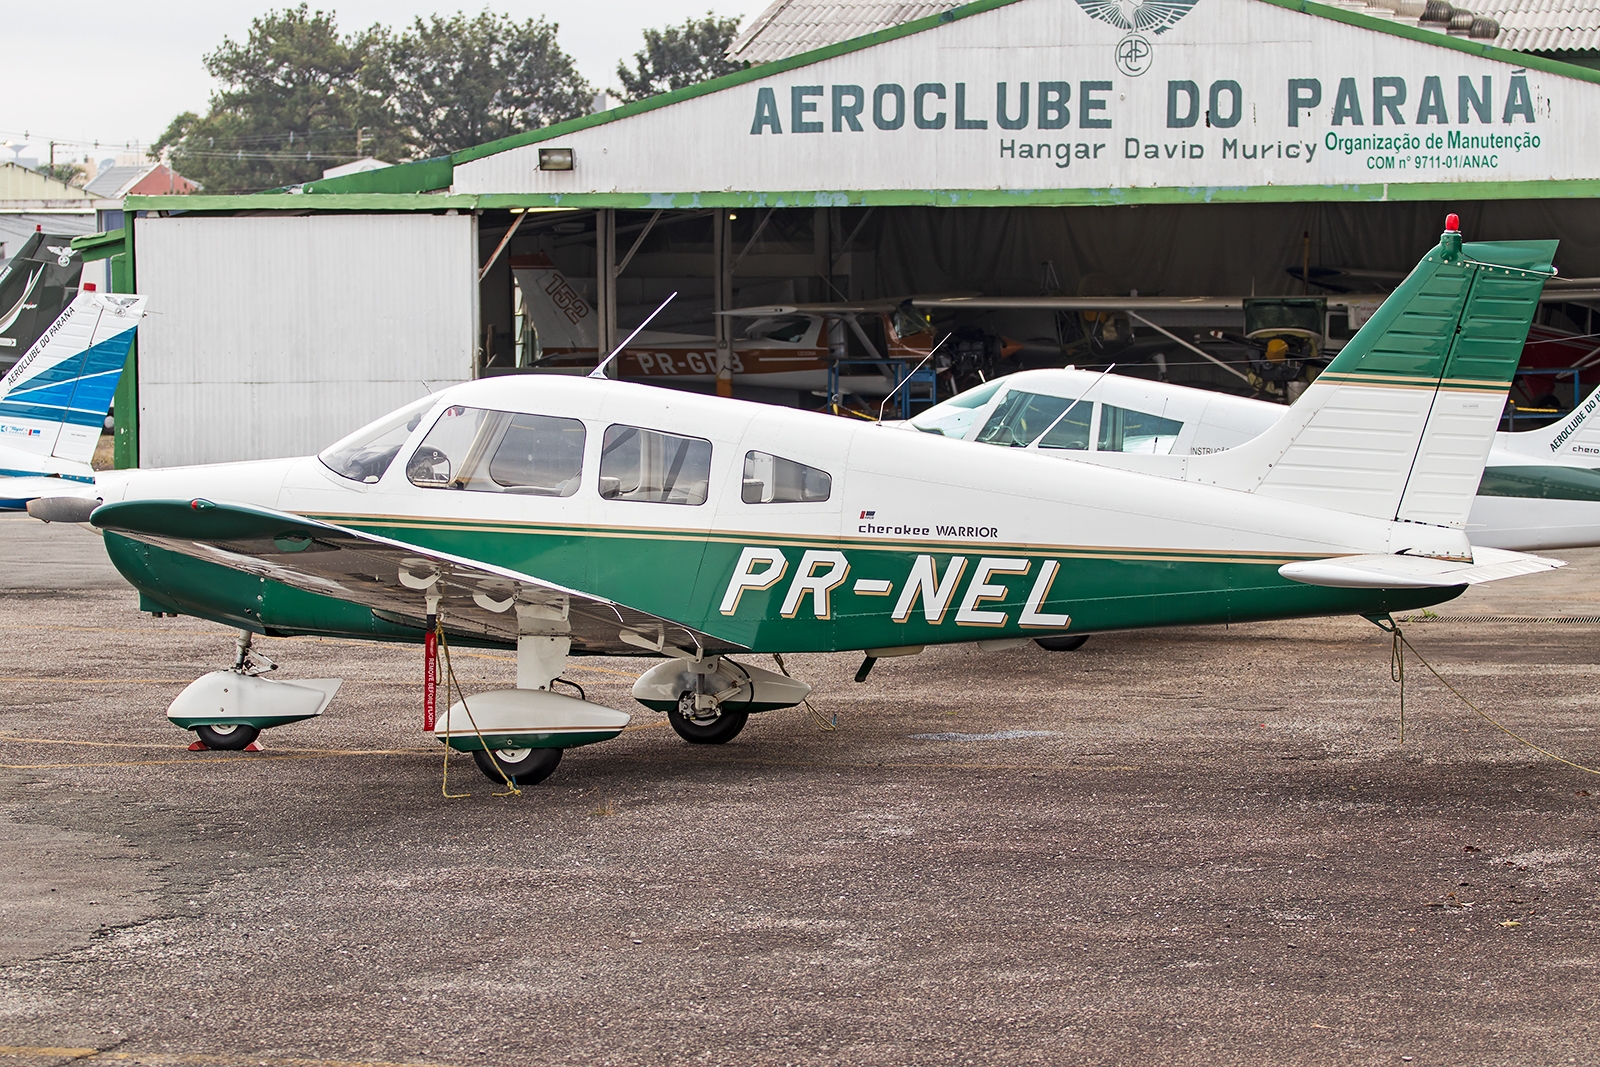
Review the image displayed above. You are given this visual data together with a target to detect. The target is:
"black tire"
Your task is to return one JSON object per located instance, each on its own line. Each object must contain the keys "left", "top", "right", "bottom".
{"left": 471, "top": 746, "right": 562, "bottom": 786}
{"left": 1034, "top": 634, "right": 1089, "bottom": 652}
{"left": 194, "top": 723, "right": 261, "bottom": 750}
{"left": 667, "top": 695, "right": 749, "bottom": 745}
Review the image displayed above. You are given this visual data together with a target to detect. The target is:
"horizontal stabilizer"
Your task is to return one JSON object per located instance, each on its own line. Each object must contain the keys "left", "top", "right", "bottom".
{"left": 1279, "top": 547, "right": 1564, "bottom": 589}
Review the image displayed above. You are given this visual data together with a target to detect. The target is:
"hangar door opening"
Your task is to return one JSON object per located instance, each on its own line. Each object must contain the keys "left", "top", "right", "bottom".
{"left": 134, "top": 213, "right": 478, "bottom": 467}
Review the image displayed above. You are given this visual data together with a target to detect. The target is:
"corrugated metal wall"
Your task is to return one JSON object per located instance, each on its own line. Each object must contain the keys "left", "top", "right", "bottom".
{"left": 134, "top": 214, "right": 476, "bottom": 467}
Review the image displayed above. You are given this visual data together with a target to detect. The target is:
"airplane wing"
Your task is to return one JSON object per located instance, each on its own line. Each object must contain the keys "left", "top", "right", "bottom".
{"left": 1278, "top": 547, "right": 1564, "bottom": 589}
{"left": 90, "top": 498, "right": 743, "bottom": 656}
{"left": 716, "top": 301, "right": 903, "bottom": 317}
{"left": 914, "top": 290, "right": 1597, "bottom": 311}
{"left": 913, "top": 295, "right": 1251, "bottom": 312}
{"left": 717, "top": 293, "right": 980, "bottom": 317}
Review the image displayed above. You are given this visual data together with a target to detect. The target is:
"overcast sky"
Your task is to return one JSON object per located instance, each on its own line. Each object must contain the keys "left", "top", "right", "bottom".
{"left": 0, "top": 1, "right": 758, "bottom": 161}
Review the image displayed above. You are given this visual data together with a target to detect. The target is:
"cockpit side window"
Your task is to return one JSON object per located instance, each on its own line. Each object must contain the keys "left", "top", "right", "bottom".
{"left": 742, "top": 451, "right": 831, "bottom": 503}
{"left": 318, "top": 396, "right": 437, "bottom": 483}
{"left": 598, "top": 424, "right": 712, "bottom": 505}
{"left": 974, "top": 390, "right": 1092, "bottom": 450}
{"left": 743, "top": 316, "right": 812, "bottom": 343}
{"left": 407, "top": 406, "right": 585, "bottom": 496}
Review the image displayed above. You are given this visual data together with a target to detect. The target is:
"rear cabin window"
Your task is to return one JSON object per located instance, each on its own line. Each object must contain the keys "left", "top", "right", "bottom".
{"left": 742, "top": 451, "right": 831, "bottom": 503}
{"left": 975, "top": 390, "right": 1092, "bottom": 450}
{"left": 407, "top": 406, "right": 585, "bottom": 496}
{"left": 599, "top": 424, "right": 712, "bottom": 505}
{"left": 1098, "top": 405, "right": 1183, "bottom": 454}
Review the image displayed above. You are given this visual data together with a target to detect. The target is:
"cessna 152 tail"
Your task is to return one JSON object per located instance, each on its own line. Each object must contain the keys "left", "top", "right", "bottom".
{"left": 1, "top": 288, "right": 142, "bottom": 509}
{"left": 31, "top": 221, "right": 1561, "bottom": 787}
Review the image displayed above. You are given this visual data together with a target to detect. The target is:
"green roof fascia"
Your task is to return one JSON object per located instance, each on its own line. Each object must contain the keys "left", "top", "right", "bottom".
{"left": 124, "top": 178, "right": 1600, "bottom": 213}
{"left": 70, "top": 228, "right": 126, "bottom": 261}
{"left": 1263, "top": 0, "right": 1600, "bottom": 85}
{"left": 300, "top": 155, "right": 453, "bottom": 195}
{"left": 449, "top": 0, "right": 1600, "bottom": 171}
{"left": 439, "top": 179, "right": 1600, "bottom": 209}
{"left": 450, "top": 0, "right": 1027, "bottom": 165}
{"left": 123, "top": 192, "right": 483, "bottom": 213}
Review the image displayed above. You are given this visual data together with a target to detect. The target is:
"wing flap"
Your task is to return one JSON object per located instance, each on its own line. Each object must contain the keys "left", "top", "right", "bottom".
{"left": 92, "top": 498, "right": 739, "bottom": 655}
{"left": 1279, "top": 546, "right": 1565, "bottom": 589}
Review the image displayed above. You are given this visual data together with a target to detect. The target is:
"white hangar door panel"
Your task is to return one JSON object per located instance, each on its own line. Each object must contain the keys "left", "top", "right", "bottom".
{"left": 134, "top": 214, "right": 476, "bottom": 467}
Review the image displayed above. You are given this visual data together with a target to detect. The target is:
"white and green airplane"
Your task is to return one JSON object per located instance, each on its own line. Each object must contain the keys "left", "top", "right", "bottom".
{"left": 28, "top": 223, "right": 1564, "bottom": 786}
{"left": 909, "top": 345, "right": 1600, "bottom": 553}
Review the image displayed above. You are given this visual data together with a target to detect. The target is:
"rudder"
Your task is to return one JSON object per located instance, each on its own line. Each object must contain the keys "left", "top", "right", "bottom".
{"left": 1190, "top": 219, "right": 1553, "bottom": 528}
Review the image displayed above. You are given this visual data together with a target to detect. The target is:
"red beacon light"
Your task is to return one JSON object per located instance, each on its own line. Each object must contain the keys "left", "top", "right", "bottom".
{"left": 82, "top": 282, "right": 96, "bottom": 291}
{"left": 1440, "top": 212, "right": 1463, "bottom": 259}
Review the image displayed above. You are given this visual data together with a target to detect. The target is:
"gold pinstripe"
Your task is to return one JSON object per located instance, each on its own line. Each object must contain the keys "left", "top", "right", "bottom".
{"left": 301, "top": 512, "right": 1337, "bottom": 567}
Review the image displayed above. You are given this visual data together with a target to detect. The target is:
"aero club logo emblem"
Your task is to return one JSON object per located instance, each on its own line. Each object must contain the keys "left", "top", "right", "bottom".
{"left": 1074, "top": 0, "right": 1201, "bottom": 77}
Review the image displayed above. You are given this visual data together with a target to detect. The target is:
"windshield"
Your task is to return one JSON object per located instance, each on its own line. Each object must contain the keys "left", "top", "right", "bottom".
{"left": 318, "top": 395, "right": 438, "bottom": 483}
{"left": 908, "top": 378, "right": 1008, "bottom": 437}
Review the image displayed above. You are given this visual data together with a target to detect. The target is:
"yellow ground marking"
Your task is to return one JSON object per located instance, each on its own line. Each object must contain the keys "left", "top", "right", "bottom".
{"left": 0, "top": 721, "right": 671, "bottom": 769}
{"left": 0, "top": 1048, "right": 472, "bottom": 1067}
{"left": 0, "top": 729, "right": 1130, "bottom": 774}
{"left": 0, "top": 736, "right": 220, "bottom": 750}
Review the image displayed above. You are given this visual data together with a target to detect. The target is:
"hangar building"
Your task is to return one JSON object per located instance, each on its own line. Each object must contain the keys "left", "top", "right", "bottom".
{"left": 91, "top": 0, "right": 1600, "bottom": 468}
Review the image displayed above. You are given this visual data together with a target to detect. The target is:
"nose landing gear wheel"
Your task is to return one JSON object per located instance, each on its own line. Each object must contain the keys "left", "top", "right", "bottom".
{"left": 667, "top": 693, "right": 749, "bottom": 745}
{"left": 193, "top": 723, "right": 261, "bottom": 751}
{"left": 471, "top": 746, "right": 563, "bottom": 786}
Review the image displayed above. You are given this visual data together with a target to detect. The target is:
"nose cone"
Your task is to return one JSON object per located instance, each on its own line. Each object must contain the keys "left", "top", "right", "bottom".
{"left": 27, "top": 494, "right": 100, "bottom": 524}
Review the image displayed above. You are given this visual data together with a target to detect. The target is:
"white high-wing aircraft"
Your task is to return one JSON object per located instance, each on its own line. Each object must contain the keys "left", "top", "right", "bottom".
{"left": 29, "top": 224, "right": 1563, "bottom": 788}
{"left": 513, "top": 255, "right": 910, "bottom": 395}
{"left": 0, "top": 289, "right": 143, "bottom": 510}
{"left": 907, "top": 366, "right": 1600, "bottom": 552}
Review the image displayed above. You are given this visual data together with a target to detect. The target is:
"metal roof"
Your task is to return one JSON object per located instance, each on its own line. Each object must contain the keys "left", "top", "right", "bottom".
{"left": 728, "top": 0, "right": 962, "bottom": 63}
{"left": 1472, "top": 0, "right": 1600, "bottom": 53}
{"left": 84, "top": 165, "right": 151, "bottom": 198}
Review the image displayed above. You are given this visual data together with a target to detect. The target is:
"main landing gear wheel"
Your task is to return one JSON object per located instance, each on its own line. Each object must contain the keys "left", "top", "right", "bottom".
{"left": 193, "top": 723, "right": 261, "bottom": 750}
{"left": 1034, "top": 634, "right": 1089, "bottom": 652}
{"left": 667, "top": 693, "right": 748, "bottom": 745}
{"left": 472, "top": 746, "right": 563, "bottom": 786}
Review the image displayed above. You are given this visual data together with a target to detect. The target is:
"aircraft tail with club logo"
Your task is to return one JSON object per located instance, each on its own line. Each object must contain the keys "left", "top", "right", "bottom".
{"left": 1188, "top": 216, "right": 1554, "bottom": 531}
{"left": 0, "top": 289, "right": 145, "bottom": 509}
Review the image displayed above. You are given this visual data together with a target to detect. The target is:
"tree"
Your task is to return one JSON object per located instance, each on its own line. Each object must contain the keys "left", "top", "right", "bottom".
{"left": 389, "top": 12, "right": 591, "bottom": 157}
{"left": 617, "top": 13, "right": 748, "bottom": 102}
{"left": 152, "top": 5, "right": 408, "bottom": 193}
{"left": 36, "top": 162, "right": 86, "bottom": 187}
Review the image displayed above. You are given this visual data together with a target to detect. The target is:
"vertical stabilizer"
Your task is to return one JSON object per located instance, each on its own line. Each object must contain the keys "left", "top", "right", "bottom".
{"left": 512, "top": 254, "right": 598, "bottom": 354}
{"left": 1191, "top": 221, "right": 1553, "bottom": 528}
{"left": 1494, "top": 383, "right": 1600, "bottom": 462}
{"left": 0, "top": 292, "right": 144, "bottom": 467}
